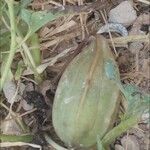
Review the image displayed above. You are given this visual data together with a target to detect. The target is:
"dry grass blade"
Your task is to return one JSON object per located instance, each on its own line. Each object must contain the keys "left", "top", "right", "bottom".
{"left": 42, "top": 46, "right": 77, "bottom": 63}
{"left": 44, "top": 20, "right": 77, "bottom": 38}
{"left": 78, "top": 0, "right": 86, "bottom": 40}
{"left": 136, "top": 0, "right": 150, "bottom": 5}
{"left": 0, "top": 142, "right": 42, "bottom": 150}
{"left": 100, "top": 11, "right": 118, "bottom": 56}
{"left": 48, "top": 0, "right": 63, "bottom": 7}
{"left": 22, "top": 45, "right": 78, "bottom": 75}
{"left": 37, "top": 45, "right": 78, "bottom": 74}
{"left": 108, "top": 34, "right": 149, "bottom": 45}
{"left": 44, "top": 0, "right": 109, "bottom": 14}
{"left": 41, "top": 31, "right": 81, "bottom": 49}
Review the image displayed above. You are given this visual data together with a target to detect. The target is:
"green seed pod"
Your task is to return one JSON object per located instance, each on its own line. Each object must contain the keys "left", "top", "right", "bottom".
{"left": 52, "top": 35, "right": 120, "bottom": 149}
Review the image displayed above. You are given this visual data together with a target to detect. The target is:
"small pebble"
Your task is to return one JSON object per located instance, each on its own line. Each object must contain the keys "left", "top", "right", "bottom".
{"left": 3, "top": 80, "right": 19, "bottom": 104}
{"left": 21, "top": 99, "right": 34, "bottom": 111}
{"left": 1, "top": 116, "right": 22, "bottom": 135}
{"left": 129, "top": 42, "right": 144, "bottom": 54}
{"left": 121, "top": 135, "right": 140, "bottom": 150}
{"left": 115, "top": 144, "right": 124, "bottom": 150}
{"left": 141, "top": 112, "right": 149, "bottom": 123}
{"left": 109, "top": 1, "right": 137, "bottom": 27}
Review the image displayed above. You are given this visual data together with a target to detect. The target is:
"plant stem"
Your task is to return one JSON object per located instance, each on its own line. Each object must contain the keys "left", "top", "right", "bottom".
{"left": 16, "top": 30, "right": 37, "bottom": 70}
{"left": 29, "top": 33, "right": 41, "bottom": 66}
{"left": 16, "top": 29, "right": 42, "bottom": 83}
{"left": 1, "top": 0, "right": 16, "bottom": 91}
{"left": 0, "top": 134, "right": 33, "bottom": 142}
{"left": 102, "top": 116, "right": 139, "bottom": 147}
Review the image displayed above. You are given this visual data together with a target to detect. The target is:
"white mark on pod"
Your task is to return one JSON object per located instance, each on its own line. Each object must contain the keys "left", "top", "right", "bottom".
{"left": 82, "top": 81, "right": 86, "bottom": 88}
{"left": 64, "top": 96, "right": 75, "bottom": 104}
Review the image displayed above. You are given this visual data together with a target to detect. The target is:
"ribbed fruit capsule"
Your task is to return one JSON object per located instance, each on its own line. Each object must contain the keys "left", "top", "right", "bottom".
{"left": 52, "top": 36, "right": 120, "bottom": 149}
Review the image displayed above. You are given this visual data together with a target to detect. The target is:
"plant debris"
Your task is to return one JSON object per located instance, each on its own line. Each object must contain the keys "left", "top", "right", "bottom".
{"left": 23, "top": 91, "right": 49, "bottom": 110}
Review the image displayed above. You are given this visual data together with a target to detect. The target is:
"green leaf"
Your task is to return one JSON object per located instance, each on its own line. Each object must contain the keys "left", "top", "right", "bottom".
{"left": 20, "top": 8, "right": 65, "bottom": 38}
{"left": 0, "top": 30, "right": 10, "bottom": 48}
{"left": 0, "top": 0, "right": 5, "bottom": 17}
{"left": 15, "top": 61, "right": 25, "bottom": 80}
{"left": 122, "top": 84, "right": 150, "bottom": 120}
{"left": 20, "top": 8, "right": 31, "bottom": 27}
{"left": 20, "top": 0, "right": 33, "bottom": 8}
{"left": 104, "top": 59, "right": 150, "bottom": 120}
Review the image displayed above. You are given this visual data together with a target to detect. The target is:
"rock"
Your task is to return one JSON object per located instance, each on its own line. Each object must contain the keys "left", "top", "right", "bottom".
{"left": 121, "top": 135, "right": 140, "bottom": 150}
{"left": 108, "top": 1, "right": 137, "bottom": 27}
{"left": 21, "top": 99, "right": 34, "bottom": 111}
{"left": 97, "top": 23, "right": 128, "bottom": 36}
{"left": 129, "top": 42, "right": 144, "bottom": 54}
{"left": 129, "top": 13, "right": 150, "bottom": 53}
{"left": 129, "top": 128, "right": 145, "bottom": 140}
{"left": 1, "top": 115, "right": 22, "bottom": 135}
{"left": 129, "top": 13, "right": 150, "bottom": 35}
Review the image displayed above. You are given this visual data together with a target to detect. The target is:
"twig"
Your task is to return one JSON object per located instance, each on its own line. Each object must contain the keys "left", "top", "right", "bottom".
{"left": 21, "top": 76, "right": 38, "bottom": 84}
{"left": 19, "top": 108, "right": 37, "bottom": 117}
{"left": 0, "top": 102, "right": 16, "bottom": 116}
